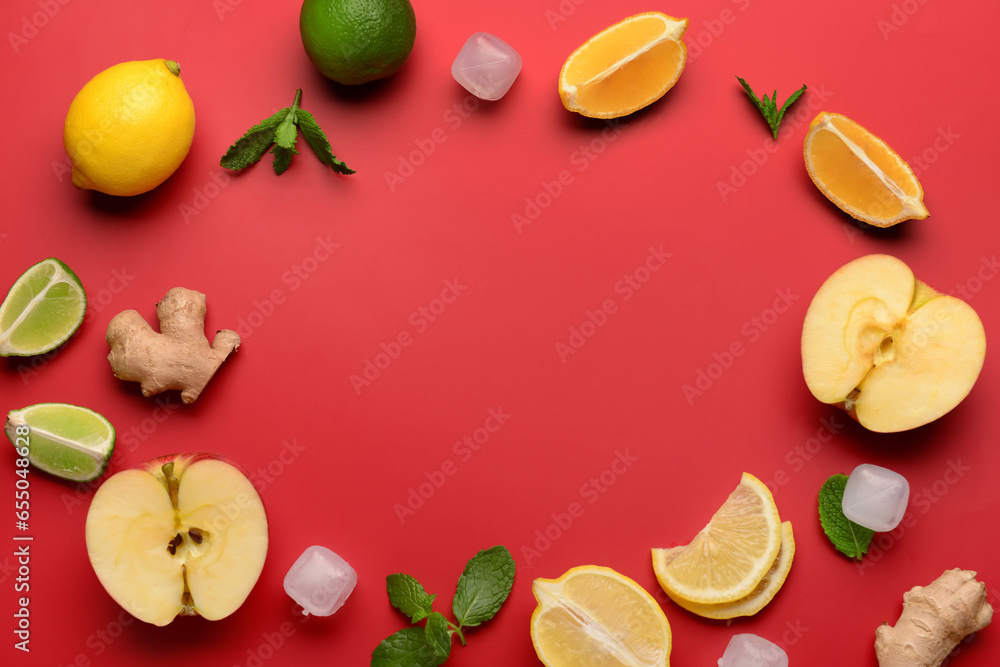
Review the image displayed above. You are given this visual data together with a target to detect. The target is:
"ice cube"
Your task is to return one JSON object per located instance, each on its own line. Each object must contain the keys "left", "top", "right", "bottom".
{"left": 718, "top": 634, "right": 788, "bottom": 667}
{"left": 842, "top": 463, "right": 910, "bottom": 532}
{"left": 283, "top": 545, "right": 357, "bottom": 616}
{"left": 451, "top": 32, "right": 522, "bottom": 101}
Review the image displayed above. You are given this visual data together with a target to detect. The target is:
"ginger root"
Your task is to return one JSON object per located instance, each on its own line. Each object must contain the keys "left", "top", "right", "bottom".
{"left": 107, "top": 287, "right": 240, "bottom": 404}
{"left": 875, "top": 568, "right": 993, "bottom": 666}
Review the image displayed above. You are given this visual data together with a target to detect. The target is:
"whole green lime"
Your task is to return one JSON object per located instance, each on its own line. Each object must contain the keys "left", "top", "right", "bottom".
{"left": 300, "top": 0, "right": 416, "bottom": 85}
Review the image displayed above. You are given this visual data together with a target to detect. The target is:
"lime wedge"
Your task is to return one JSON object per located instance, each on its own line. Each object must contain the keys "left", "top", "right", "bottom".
{"left": 0, "top": 258, "right": 87, "bottom": 356}
{"left": 5, "top": 403, "right": 115, "bottom": 482}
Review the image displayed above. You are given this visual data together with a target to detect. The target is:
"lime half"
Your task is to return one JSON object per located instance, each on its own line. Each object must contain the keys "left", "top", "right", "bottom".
{"left": 0, "top": 258, "right": 86, "bottom": 356}
{"left": 5, "top": 403, "right": 115, "bottom": 482}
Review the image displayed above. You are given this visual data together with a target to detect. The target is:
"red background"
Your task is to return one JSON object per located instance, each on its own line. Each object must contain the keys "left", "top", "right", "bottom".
{"left": 3, "top": 0, "right": 999, "bottom": 664}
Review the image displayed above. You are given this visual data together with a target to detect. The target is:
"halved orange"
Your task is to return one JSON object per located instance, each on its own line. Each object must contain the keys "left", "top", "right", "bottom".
{"left": 558, "top": 12, "right": 688, "bottom": 119}
{"left": 804, "top": 112, "right": 928, "bottom": 227}
{"left": 531, "top": 565, "right": 672, "bottom": 666}
{"left": 654, "top": 521, "right": 794, "bottom": 619}
{"left": 652, "top": 472, "right": 782, "bottom": 604}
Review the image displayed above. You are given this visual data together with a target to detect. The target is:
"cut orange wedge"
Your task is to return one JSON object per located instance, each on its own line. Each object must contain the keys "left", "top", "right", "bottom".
{"left": 654, "top": 521, "right": 794, "bottom": 619}
{"left": 531, "top": 565, "right": 671, "bottom": 666}
{"left": 652, "top": 472, "right": 782, "bottom": 604}
{"left": 558, "top": 12, "right": 688, "bottom": 119}
{"left": 804, "top": 112, "right": 928, "bottom": 227}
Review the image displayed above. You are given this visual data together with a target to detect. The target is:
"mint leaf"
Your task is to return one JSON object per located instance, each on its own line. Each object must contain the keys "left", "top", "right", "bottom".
{"left": 220, "top": 88, "right": 354, "bottom": 176}
{"left": 736, "top": 76, "right": 807, "bottom": 139}
{"left": 452, "top": 546, "right": 515, "bottom": 629}
{"left": 270, "top": 144, "right": 297, "bottom": 176}
{"left": 371, "top": 627, "right": 444, "bottom": 667}
{"left": 819, "top": 473, "right": 875, "bottom": 560}
{"left": 219, "top": 109, "right": 287, "bottom": 170}
{"left": 297, "top": 108, "right": 356, "bottom": 175}
{"left": 374, "top": 546, "right": 516, "bottom": 666}
{"left": 387, "top": 573, "right": 436, "bottom": 623}
{"left": 423, "top": 612, "right": 452, "bottom": 659}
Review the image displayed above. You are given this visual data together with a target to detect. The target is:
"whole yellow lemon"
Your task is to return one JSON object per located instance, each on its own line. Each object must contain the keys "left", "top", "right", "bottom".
{"left": 64, "top": 59, "right": 195, "bottom": 196}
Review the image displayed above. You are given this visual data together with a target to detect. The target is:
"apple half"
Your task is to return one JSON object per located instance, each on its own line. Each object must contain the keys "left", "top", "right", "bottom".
{"left": 85, "top": 453, "right": 268, "bottom": 626}
{"left": 801, "top": 254, "right": 986, "bottom": 433}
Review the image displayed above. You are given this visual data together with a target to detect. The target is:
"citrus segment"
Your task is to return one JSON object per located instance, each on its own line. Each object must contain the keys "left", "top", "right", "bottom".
{"left": 654, "top": 522, "right": 794, "bottom": 619}
{"left": 64, "top": 59, "right": 195, "bottom": 196}
{"left": 5, "top": 403, "right": 115, "bottom": 482}
{"left": 653, "top": 472, "right": 782, "bottom": 604}
{"left": 804, "top": 112, "right": 927, "bottom": 227}
{"left": 0, "top": 258, "right": 86, "bottom": 356}
{"left": 531, "top": 565, "right": 671, "bottom": 666}
{"left": 559, "top": 12, "right": 688, "bottom": 118}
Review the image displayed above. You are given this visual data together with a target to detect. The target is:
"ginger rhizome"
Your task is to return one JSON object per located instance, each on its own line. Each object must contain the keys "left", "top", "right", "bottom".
{"left": 875, "top": 568, "right": 993, "bottom": 667}
{"left": 107, "top": 287, "right": 240, "bottom": 404}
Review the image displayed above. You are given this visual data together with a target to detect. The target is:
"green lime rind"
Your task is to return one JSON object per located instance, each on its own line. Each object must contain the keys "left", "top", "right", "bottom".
{"left": 0, "top": 258, "right": 87, "bottom": 357}
{"left": 4, "top": 403, "right": 115, "bottom": 483}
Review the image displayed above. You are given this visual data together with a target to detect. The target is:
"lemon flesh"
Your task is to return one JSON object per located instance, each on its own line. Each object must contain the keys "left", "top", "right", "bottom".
{"left": 531, "top": 565, "right": 671, "bottom": 667}
{"left": 653, "top": 472, "right": 783, "bottom": 604}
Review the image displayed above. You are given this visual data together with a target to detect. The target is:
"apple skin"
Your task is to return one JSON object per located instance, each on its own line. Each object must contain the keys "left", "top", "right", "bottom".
{"left": 85, "top": 452, "right": 268, "bottom": 626}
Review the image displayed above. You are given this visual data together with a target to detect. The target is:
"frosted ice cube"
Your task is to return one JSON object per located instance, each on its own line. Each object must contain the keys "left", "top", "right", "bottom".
{"left": 718, "top": 634, "right": 788, "bottom": 667}
{"left": 842, "top": 463, "right": 910, "bottom": 532}
{"left": 451, "top": 32, "right": 522, "bottom": 101}
{"left": 283, "top": 545, "right": 357, "bottom": 616}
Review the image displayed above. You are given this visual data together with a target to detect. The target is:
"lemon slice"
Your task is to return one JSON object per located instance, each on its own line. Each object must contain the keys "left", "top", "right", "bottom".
{"left": 558, "top": 12, "right": 688, "bottom": 119}
{"left": 5, "top": 403, "right": 115, "bottom": 482}
{"left": 531, "top": 565, "right": 671, "bottom": 666}
{"left": 653, "top": 472, "right": 782, "bottom": 604}
{"left": 0, "top": 258, "right": 86, "bottom": 357}
{"left": 654, "top": 521, "right": 794, "bottom": 619}
{"left": 804, "top": 112, "right": 928, "bottom": 227}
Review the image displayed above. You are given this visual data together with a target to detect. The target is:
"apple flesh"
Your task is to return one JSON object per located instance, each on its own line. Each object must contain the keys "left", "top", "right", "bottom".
{"left": 85, "top": 453, "right": 268, "bottom": 626}
{"left": 801, "top": 254, "right": 986, "bottom": 432}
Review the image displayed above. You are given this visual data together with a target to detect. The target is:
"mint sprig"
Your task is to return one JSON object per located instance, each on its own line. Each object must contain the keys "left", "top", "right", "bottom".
{"left": 818, "top": 473, "right": 875, "bottom": 560}
{"left": 372, "top": 546, "right": 515, "bottom": 667}
{"left": 736, "top": 76, "right": 807, "bottom": 139}
{"left": 220, "top": 89, "right": 355, "bottom": 175}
